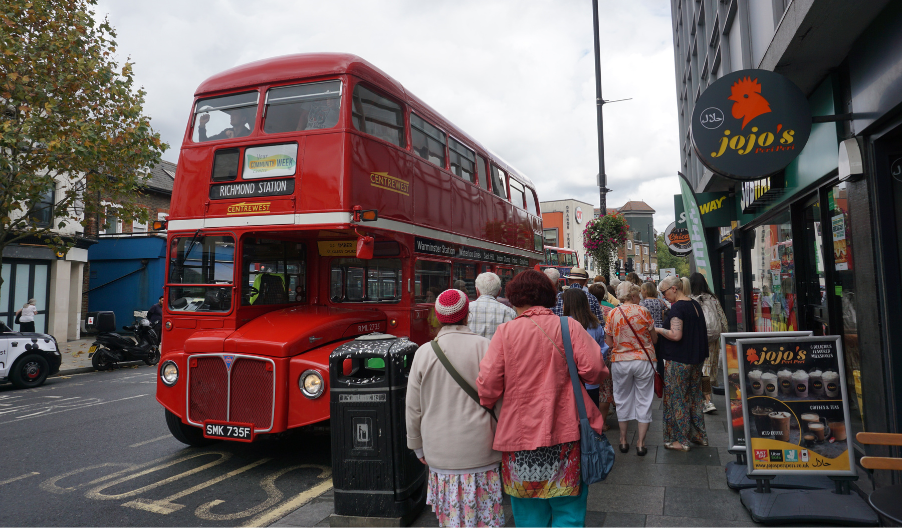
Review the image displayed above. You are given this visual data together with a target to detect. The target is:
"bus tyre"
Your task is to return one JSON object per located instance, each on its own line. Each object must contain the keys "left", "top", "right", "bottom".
{"left": 165, "top": 409, "right": 215, "bottom": 447}
{"left": 10, "top": 354, "right": 49, "bottom": 389}
{"left": 92, "top": 349, "right": 113, "bottom": 371}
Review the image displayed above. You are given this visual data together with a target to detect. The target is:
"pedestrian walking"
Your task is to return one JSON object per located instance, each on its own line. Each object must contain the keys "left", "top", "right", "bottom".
{"left": 587, "top": 283, "right": 614, "bottom": 322}
{"left": 552, "top": 267, "right": 603, "bottom": 322}
{"left": 655, "top": 276, "right": 709, "bottom": 451}
{"left": 625, "top": 272, "right": 642, "bottom": 287}
{"left": 16, "top": 299, "right": 37, "bottom": 333}
{"left": 605, "top": 282, "right": 658, "bottom": 456}
{"left": 407, "top": 289, "right": 504, "bottom": 527}
{"left": 689, "top": 273, "right": 729, "bottom": 413}
{"left": 639, "top": 282, "right": 667, "bottom": 377}
{"left": 563, "top": 288, "right": 612, "bottom": 430}
{"left": 467, "top": 272, "right": 517, "bottom": 340}
{"left": 477, "top": 270, "right": 608, "bottom": 527}
{"left": 543, "top": 267, "right": 562, "bottom": 292}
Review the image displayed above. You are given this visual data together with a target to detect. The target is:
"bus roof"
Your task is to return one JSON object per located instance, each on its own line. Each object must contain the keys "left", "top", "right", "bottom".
{"left": 194, "top": 53, "right": 535, "bottom": 189}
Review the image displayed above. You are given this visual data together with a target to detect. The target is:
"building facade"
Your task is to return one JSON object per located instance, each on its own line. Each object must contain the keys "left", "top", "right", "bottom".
{"left": 540, "top": 199, "right": 596, "bottom": 272}
{"left": 669, "top": 0, "right": 902, "bottom": 489}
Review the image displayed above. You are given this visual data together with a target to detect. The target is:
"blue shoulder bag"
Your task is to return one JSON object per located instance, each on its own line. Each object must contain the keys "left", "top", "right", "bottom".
{"left": 560, "top": 316, "right": 616, "bottom": 484}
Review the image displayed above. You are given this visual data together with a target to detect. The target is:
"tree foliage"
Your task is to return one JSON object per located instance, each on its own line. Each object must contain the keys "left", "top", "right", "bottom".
{"left": 0, "top": 0, "right": 167, "bottom": 278}
{"left": 582, "top": 213, "right": 629, "bottom": 280}
{"left": 655, "top": 233, "right": 690, "bottom": 277}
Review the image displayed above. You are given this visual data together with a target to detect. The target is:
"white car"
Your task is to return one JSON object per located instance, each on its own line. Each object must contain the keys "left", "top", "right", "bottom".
{"left": 0, "top": 322, "right": 62, "bottom": 389}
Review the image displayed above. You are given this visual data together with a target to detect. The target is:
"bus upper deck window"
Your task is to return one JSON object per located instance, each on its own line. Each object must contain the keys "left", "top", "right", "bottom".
{"left": 193, "top": 91, "right": 258, "bottom": 143}
{"left": 264, "top": 80, "right": 341, "bottom": 134}
{"left": 476, "top": 154, "right": 489, "bottom": 190}
{"left": 509, "top": 178, "right": 526, "bottom": 210}
{"left": 449, "top": 138, "right": 475, "bottom": 182}
{"left": 411, "top": 113, "right": 446, "bottom": 168}
{"left": 526, "top": 188, "right": 539, "bottom": 215}
{"left": 490, "top": 165, "right": 508, "bottom": 199}
{"left": 351, "top": 84, "right": 405, "bottom": 147}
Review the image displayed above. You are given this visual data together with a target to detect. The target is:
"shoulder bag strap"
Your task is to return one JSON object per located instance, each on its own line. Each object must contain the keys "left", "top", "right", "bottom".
{"left": 560, "top": 316, "right": 589, "bottom": 422}
{"left": 430, "top": 340, "right": 497, "bottom": 421}
{"left": 525, "top": 316, "right": 566, "bottom": 360}
{"left": 618, "top": 306, "right": 657, "bottom": 371}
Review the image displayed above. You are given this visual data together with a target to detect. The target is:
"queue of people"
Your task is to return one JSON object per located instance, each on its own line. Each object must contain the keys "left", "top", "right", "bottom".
{"left": 405, "top": 270, "right": 726, "bottom": 527}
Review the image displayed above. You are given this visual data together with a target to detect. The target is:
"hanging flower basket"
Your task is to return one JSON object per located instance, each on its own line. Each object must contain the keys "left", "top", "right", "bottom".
{"left": 583, "top": 213, "right": 630, "bottom": 277}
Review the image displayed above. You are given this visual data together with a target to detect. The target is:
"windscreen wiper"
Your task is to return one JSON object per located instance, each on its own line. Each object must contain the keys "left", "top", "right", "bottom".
{"left": 176, "top": 229, "right": 203, "bottom": 268}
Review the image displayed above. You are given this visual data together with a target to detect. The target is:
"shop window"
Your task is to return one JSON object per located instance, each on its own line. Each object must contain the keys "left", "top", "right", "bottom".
{"left": 241, "top": 238, "right": 307, "bottom": 306}
{"left": 264, "top": 80, "right": 341, "bottom": 134}
{"left": 410, "top": 113, "right": 446, "bottom": 168}
{"left": 449, "top": 138, "right": 475, "bottom": 182}
{"left": 415, "top": 260, "right": 450, "bottom": 303}
{"left": 453, "top": 262, "right": 477, "bottom": 300}
{"left": 351, "top": 84, "right": 405, "bottom": 147}
{"left": 749, "top": 212, "right": 796, "bottom": 332}
{"left": 330, "top": 258, "right": 402, "bottom": 303}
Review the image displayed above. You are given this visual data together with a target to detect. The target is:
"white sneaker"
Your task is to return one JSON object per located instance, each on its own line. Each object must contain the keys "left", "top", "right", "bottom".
{"left": 704, "top": 401, "right": 717, "bottom": 414}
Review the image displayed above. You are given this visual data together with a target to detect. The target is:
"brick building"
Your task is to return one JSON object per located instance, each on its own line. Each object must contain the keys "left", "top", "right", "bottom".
{"left": 595, "top": 200, "right": 658, "bottom": 279}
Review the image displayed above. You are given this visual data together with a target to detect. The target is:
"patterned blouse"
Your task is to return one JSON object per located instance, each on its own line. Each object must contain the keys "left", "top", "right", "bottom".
{"left": 639, "top": 297, "right": 667, "bottom": 328}
{"left": 604, "top": 304, "right": 656, "bottom": 362}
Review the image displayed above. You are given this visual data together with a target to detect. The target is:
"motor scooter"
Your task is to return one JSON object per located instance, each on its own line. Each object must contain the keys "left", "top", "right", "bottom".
{"left": 90, "top": 315, "right": 160, "bottom": 370}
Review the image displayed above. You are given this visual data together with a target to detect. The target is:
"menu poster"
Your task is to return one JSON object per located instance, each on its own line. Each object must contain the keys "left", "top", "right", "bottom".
{"left": 737, "top": 336, "right": 855, "bottom": 476}
{"left": 720, "top": 331, "right": 812, "bottom": 451}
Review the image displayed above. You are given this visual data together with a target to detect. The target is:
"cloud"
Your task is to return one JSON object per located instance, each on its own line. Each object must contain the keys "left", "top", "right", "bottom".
{"left": 94, "top": 0, "right": 679, "bottom": 232}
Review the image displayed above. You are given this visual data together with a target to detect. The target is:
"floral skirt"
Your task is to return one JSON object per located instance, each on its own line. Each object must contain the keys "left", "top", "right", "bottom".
{"left": 501, "top": 441, "right": 581, "bottom": 499}
{"left": 662, "top": 361, "right": 709, "bottom": 446}
{"left": 426, "top": 469, "right": 504, "bottom": 527}
{"left": 600, "top": 359, "right": 614, "bottom": 403}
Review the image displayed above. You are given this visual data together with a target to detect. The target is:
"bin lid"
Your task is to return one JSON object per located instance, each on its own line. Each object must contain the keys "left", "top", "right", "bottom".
{"left": 354, "top": 332, "right": 397, "bottom": 341}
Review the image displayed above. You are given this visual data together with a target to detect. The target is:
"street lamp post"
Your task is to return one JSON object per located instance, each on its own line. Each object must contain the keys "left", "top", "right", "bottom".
{"left": 592, "top": 0, "right": 607, "bottom": 214}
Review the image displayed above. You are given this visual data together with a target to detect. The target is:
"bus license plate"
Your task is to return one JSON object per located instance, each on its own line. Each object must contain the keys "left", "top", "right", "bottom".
{"left": 203, "top": 421, "right": 254, "bottom": 442}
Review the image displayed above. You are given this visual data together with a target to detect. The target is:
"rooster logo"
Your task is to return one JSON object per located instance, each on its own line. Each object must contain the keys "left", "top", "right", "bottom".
{"left": 745, "top": 347, "right": 759, "bottom": 363}
{"left": 728, "top": 77, "right": 771, "bottom": 129}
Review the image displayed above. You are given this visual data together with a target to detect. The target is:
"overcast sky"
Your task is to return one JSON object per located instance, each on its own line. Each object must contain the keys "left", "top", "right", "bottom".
{"left": 94, "top": 0, "right": 680, "bottom": 232}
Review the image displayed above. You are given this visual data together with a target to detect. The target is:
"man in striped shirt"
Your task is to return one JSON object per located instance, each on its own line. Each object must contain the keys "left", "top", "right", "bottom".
{"left": 467, "top": 272, "right": 516, "bottom": 340}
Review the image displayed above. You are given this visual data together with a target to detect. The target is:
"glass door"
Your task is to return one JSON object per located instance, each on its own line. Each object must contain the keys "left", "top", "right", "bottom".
{"left": 798, "top": 198, "right": 830, "bottom": 335}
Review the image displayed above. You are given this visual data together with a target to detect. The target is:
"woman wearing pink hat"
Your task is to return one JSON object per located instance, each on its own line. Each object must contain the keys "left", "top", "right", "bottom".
{"left": 406, "top": 289, "right": 504, "bottom": 527}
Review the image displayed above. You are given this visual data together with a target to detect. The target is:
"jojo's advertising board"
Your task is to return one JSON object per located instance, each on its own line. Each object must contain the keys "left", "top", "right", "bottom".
{"left": 720, "top": 331, "right": 811, "bottom": 452}
{"left": 736, "top": 336, "right": 855, "bottom": 476}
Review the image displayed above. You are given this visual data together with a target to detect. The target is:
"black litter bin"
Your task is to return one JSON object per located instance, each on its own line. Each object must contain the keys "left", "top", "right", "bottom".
{"left": 329, "top": 333, "right": 426, "bottom": 524}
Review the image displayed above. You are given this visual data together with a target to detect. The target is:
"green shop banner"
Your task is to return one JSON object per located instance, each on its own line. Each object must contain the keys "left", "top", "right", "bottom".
{"left": 679, "top": 176, "right": 714, "bottom": 288}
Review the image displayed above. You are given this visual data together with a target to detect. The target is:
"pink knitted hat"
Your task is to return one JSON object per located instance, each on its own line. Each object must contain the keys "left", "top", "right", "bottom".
{"left": 434, "top": 289, "right": 469, "bottom": 323}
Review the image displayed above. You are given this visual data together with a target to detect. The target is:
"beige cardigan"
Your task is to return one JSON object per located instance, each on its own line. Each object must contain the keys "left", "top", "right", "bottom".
{"left": 405, "top": 325, "right": 501, "bottom": 470}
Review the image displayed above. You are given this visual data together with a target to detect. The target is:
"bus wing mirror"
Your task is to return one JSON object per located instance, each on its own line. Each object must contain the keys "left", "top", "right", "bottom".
{"left": 356, "top": 235, "right": 374, "bottom": 260}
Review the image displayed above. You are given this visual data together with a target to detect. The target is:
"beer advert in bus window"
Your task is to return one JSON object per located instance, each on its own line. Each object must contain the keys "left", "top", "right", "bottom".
{"left": 243, "top": 144, "right": 298, "bottom": 179}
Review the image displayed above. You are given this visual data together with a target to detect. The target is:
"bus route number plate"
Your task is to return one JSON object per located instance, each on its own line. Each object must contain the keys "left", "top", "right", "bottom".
{"left": 203, "top": 420, "right": 254, "bottom": 442}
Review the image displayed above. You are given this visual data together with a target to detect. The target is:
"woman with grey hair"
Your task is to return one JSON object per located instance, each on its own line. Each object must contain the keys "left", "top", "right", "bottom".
{"left": 16, "top": 298, "right": 37, "bottom": 333}
{"left": 655, "top": 275, "right": 709, "bottom": 451}
{"left": 605, "top": 282, "right": 658, "bottom": 455}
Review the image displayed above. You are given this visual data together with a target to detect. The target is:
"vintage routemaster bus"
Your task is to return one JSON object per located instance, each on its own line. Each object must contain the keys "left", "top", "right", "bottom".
{"left": 537, "top": 246, "right": 580, "bottom": 282}
{"left": 156, "top": 53, "right": 544, "bottom": 445}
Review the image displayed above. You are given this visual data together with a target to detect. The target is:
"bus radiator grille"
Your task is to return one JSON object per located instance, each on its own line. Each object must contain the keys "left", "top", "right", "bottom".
{"left": 229, "top": 358, "right": 274, "bottom": 430}
{"left": 189, "top": 357, "right": 228, "bottom": 424}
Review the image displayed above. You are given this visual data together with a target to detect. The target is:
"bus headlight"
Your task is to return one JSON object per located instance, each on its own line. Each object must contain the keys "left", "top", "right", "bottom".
{"left": 299, "top": 370, "right": 324, "bottom": 399}
{"left": 160, "top": 361, "right": 179, "bottom": 386}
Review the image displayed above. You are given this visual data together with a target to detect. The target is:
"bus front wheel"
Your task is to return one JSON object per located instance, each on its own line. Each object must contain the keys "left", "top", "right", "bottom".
{"left": 165, "top": 409, "right": 215, "bottom": 447}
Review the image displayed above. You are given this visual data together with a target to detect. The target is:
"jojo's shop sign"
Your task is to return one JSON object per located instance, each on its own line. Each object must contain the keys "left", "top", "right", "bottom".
{"left": 691, "top": 69, "right": 811, "bottom": 181}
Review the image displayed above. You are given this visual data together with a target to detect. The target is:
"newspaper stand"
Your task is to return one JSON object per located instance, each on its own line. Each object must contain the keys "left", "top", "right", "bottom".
{"left": 329, "top": 334, "right": 425, "bottom": 526}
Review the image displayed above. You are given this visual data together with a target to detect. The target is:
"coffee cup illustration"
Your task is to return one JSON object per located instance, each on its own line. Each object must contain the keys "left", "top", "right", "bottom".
{"left": 792, "top": 369, "right": 809, "bottom": 398}
{"left": 829, "top": 421, "right": 847, "bottom": 441}
{"left": 769, "top": 411, "right": 791, "bottom": 442}
{"left": 751, "top": 405, "right": 773, "bottom": 436}
{"left": 808, "top": 421, "right": 831, "bottom": 442}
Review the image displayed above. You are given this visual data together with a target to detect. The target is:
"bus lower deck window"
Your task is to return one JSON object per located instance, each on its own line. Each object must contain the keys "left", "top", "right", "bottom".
{"left": 415, "top": 261, "right": 451, "bottom": 303}
{"left": 168, "top": 236, "right": 235, "bottom": 312}
{"left": 241, "top": 238, "right": 307, "bottom": 306}
{"left": 330, "top": 258, "right": 402, "bottom": 303}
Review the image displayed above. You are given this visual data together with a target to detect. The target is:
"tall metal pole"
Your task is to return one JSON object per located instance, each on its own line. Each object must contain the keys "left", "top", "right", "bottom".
{"left": 592, "top": 0, "right": 607, "bottom": 215}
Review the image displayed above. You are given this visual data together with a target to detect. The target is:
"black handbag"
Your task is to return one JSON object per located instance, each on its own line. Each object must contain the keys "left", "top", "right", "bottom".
{"left": 14, "top": 313, "right": 21, "bottom": 325}
{"left": 559, "top": 316, "right": 616, "bottom": 484}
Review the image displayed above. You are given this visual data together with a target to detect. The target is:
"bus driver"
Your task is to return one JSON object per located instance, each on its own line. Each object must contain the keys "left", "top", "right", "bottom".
{"left": 197, "top": 106, "right": 254, "bottom": 141}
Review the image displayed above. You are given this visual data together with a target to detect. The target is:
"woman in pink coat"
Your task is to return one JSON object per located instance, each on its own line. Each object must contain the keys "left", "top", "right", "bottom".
{"left": 477, "top": 270, "right": 609, "bottom": 527}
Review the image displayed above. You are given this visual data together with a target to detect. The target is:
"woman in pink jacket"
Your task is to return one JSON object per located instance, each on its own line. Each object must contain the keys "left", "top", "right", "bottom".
{"left": 477, "top": 270, "right": 609, "bottom": 527}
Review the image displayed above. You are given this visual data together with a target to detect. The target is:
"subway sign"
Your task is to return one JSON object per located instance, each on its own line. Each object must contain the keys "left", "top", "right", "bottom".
{"left": 691, "top": 69, "right": 811, "bottom": 181}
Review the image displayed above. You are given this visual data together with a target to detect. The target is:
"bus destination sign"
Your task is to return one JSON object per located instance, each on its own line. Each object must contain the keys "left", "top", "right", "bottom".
{"left": 414, "top": 237, "right": 532, "bottom": 267}
{"left": 209, "top": 179, "right": 295, "bottom": 200}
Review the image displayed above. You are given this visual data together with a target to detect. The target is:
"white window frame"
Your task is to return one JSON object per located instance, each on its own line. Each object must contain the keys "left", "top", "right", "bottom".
{"left": 644, "top": 246, "right": 648, "bottom": 255}
{"left": 627, "top": 240, "right": 632, "bottom": 250}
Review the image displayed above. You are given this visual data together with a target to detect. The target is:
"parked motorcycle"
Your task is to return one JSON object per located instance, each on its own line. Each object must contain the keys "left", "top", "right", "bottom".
{"left": 90, "top": 317, "right": 160, "bottom": 370}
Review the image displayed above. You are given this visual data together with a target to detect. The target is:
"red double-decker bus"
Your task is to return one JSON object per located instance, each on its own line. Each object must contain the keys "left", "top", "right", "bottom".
{"left": 538, "top": 245, "right": 580, "bottom": 282}
{"left": 157, "top": 53, "right": 544, "bottom": 445}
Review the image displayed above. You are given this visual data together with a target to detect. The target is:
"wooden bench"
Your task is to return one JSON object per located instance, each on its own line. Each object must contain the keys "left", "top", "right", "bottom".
{"left": 856, "top": 432, "right": 902, "bottom": 525}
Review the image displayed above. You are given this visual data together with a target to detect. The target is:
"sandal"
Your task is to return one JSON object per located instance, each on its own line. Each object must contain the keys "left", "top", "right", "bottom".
{"left": 691, "top": 439, "right": 709, "bottom": 446}
{"left": 664, "top": 442, "right": 690, "bottom": 452}
{"left": 619, "top": 443, "right": 630, "bottom": 453}
{"left": 636, "top": 446, "right": 648, "bottom": 456}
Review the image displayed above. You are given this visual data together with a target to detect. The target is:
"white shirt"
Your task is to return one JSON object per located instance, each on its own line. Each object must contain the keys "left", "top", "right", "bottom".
{"left": 20, "top": 304, "right": 36, "bottom": 322}
{"left": 467, "top": 295, "right": 516, "bottom": 340}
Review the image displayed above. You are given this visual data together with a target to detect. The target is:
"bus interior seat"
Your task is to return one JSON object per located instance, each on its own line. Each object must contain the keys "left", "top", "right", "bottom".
{"left": 259, "top": 274, "right": 286, "bottom": 305}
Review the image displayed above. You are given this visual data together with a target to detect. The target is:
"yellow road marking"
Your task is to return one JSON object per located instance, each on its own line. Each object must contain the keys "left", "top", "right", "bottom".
{"left": 243, "top": 478, "right": 334, "bottom": 527}
{"left": 86, "top": 451, "right": 231, "bottom": 501}
{"left": 196, "top": 464, "right": 332, "bottom": 522}
{"left": 129, "top": 435, "right": 171, "bottom": 448}
{"left": 122, "top": 458, "right": 272, "bottom": 514}
{"left": 0, "top": 472, "right": 39, "bottom": 486}
{"left": 41, "top": 463, "right": 142, "bottom": 494}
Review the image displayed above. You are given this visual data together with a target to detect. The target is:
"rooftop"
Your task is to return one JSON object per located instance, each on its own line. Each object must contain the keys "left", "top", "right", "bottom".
{"left": 145, "top": 160, "right": 176, "bottom": 194}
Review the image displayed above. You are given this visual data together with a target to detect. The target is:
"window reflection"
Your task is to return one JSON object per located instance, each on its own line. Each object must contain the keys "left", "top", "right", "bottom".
{"left": 749, "top": 212, "right": 797, "bottom": 332}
